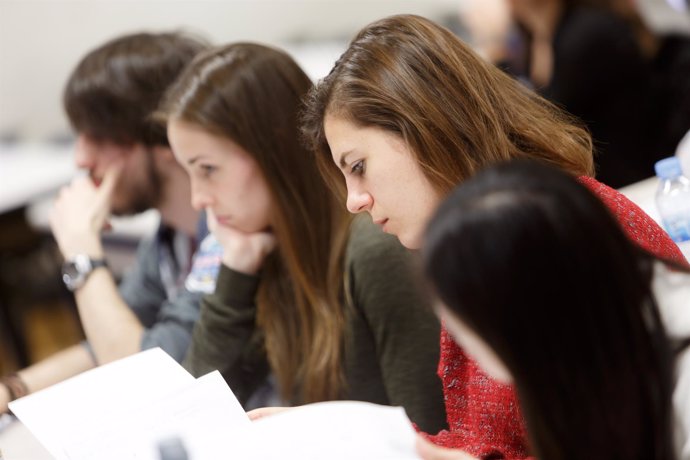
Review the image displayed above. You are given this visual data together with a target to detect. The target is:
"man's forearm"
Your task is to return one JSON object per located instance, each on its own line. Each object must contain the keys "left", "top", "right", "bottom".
{"left": 0, "top": 344, "right": 96, "bottom": 413}
{"left": 75, "top": 268, "right": 144, "bottom": 364}
{"left": 17, "top": 344, "right": 96, "bottom": 393}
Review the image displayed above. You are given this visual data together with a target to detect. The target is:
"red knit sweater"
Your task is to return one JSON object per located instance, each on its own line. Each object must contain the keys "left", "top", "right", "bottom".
{"left": 425, "top": 176, "right": 688, "bottom": 459}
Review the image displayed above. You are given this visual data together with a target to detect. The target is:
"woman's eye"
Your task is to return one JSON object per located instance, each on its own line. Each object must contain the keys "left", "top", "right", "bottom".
{"left": 200, "top": 165, "right": 217, "bottom": 178}
{"left": 351, "top": 160, "right": 365, "bottom": 176}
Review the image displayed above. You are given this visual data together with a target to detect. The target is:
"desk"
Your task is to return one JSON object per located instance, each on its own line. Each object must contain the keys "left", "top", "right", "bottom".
{"left": 0, "top": 143, "right": 76, "bottom": 214}
{"left": 0, "top": 141, "right": 159, "bottom": 239}
{"left": 1, "top": 140, "right": 160, "bottom": 277}
{"left": 0, "top": 142, "right": 158, "bottom": 368}
{"left": 0, "top": 143, "right": 77, "bottom": 368}
{"left": 0, "top": 417, "right": 52, "bottom": 460}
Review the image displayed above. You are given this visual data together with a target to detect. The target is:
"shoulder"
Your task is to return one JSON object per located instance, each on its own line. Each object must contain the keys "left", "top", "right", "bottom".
{"left": 135, "top": 223, "right": 188, "bottom": 276}
{"left": 578, "top": 175, "right": 646, "bottom": 221}
{"left": 132, "top": 225, "right": 166, "bottom": 264}
{"left": 345, "top": 215, "right": 428, "bottom": 310}
{"left": 144, "top": 223, "right": 187, "bottom": 263}
{"left": 344, "top": 217, "right": 438, "bottom": 343}
{"left": 147, "top": 222, "right": 175, "bottom": 251}
{"left": 578, "top": 176, "right": 687, "bottom": 265}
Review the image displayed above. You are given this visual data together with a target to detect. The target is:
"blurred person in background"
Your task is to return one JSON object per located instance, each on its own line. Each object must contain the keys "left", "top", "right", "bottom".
{"left": 0, "top": 31, "right": 212, "bottom": 413}
{"left": 507, "top": 0, "right": 690, "bottom": 187}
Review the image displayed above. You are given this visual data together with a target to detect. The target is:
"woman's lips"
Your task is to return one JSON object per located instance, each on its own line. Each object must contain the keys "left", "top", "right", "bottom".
{"left": 374, "top": 218, "right": 389, "bottom": 231}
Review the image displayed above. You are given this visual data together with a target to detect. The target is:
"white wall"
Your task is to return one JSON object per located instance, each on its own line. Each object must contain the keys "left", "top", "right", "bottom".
{"left": 0, "top": 0, "right": 459, "bottom": 141}
{"left": 2, "top": 0, "right": 685, "bottom": 141}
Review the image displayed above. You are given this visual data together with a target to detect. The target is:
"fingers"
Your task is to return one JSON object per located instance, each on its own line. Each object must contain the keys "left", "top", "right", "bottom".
{"left": 205, "top": 208, "right": 218, "bottom": 235}
{"left": 49, "top": 172, "right": 111, "bottom": 257}
{"left": 97, "top": 162, "right": 123, "bottom": 204}
{"left": 246, "top": 406, "right": 290, "bottom": 422}
{"left": 415, "top": 436, "right": 478, "bottom": 460}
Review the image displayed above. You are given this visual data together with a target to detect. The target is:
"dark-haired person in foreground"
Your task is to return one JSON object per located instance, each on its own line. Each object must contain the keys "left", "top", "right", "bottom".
{"left": 419, "top": 160, "right": 690, "bottom": 459}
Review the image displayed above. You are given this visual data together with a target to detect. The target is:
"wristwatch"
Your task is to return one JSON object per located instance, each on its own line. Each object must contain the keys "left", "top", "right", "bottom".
{"left": 61, "top": 254, "right": 108, "bottom": 291}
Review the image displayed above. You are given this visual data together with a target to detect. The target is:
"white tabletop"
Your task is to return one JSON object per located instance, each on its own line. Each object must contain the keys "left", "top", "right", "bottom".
{"left": 0, "top": 141, "right": 159, "bottom": 239}
{"left": 0, "top": 143, "right": 76, "bottom": 215}
{"left": 0, "top": 417, "right": 52, "bottom": 460}
{"left": 0, "top": 141, "right": 159, "bottom": 276}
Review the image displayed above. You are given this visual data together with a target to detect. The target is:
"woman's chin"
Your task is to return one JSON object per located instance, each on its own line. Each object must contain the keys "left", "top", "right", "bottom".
{"left": 397, "top": 231, "right": 423, "bottom": 250}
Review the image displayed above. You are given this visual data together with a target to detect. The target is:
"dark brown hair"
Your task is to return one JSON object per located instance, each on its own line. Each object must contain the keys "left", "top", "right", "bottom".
{"left": 64, "top": 31, "right": 208, "bottom": 147}
{"left": 562, "top": 0, "right": 658, "bottom": 57}
{"left": 302, "top": 14, "right": 594, "bottom": 198}
{"left": 159, "top": 43, "right": 351, "bottom": 403}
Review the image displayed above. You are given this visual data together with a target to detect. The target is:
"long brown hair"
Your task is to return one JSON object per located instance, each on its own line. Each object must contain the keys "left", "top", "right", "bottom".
{"left": 159, "top": 43, "right": 351, "bottom": 402}
{"left": 302, "top": 14, "right": 594, "bottom": 197}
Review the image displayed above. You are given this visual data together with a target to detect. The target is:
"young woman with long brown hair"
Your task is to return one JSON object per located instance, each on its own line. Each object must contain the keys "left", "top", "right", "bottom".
{"left": 301, "top": 14, "right": 687, "bottom": 458}
{"left": 157, "top": 42, "right": 447, "bottom": 433}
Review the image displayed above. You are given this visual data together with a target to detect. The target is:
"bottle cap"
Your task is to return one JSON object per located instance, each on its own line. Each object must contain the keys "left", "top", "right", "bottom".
{"left": 655, "top": 157, "right": 684, "bottom": 179}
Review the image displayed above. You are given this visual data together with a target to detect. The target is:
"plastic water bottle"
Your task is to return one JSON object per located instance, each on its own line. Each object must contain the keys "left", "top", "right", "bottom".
{"left": 157, "top": 436, "right": 188, "bottom": 460}
{"left": 655, "top": 156, "right": 690, "bottom": 261}
{"left": 676, "top": 130, "right": 690, "bottom": 179}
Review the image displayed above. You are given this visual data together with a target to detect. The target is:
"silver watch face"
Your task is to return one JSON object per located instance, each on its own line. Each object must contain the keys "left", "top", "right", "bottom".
{"left": 62, "top": 264, "right": 85, "bottom": 291}
{"left": 61, "top": 255, "right": 94, "bottom": 291}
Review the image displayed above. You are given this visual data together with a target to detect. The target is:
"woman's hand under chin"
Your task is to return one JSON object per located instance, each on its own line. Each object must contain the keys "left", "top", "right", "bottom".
{"left": 206, "top": 208, "right": 276, "bottom": 275}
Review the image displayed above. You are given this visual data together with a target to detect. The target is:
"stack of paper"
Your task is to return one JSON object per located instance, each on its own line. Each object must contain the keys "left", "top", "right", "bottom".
{"left": 9, "top": 348, "right": 421, "bottom": 459}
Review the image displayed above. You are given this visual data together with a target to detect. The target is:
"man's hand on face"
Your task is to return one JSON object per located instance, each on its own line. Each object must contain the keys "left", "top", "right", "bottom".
{"left": 50, "top": 162, "right": 123, "bottom": 259}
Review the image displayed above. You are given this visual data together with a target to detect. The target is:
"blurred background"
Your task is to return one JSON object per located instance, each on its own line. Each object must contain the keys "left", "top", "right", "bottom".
{"left": 0, "top": 0, "right": 466, "bottom": 141}
{"left": 0, "top": 0, "right": 469, "bottom": 375}
{"left": 1, "top": 0, "right": 688, "bottom": 143}
{"left": 0, "top": 0, "right": 688, "bottom": 373}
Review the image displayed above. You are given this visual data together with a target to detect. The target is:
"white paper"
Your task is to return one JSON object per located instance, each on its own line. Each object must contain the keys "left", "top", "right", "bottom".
{"left": 234, "top": 401, "right": 422, "bottom": 460}
{"left": 9, "top": 348, "right": 194, "bottom": 460}
{"left": 64, "top": 371, "right": 250, "bottom": 460}
{"left": 9, "top": 348, "right": 422, "bottom": 460}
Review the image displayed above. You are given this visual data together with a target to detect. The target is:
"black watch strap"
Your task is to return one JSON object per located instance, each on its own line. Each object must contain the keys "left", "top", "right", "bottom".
{"left": 90, "top": 259, "right": 108, "bottom": 269}
{"left": 62, "top": 255, "right": 108, "bottom": 292}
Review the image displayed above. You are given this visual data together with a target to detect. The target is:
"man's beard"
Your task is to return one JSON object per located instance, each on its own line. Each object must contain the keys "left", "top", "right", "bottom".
{"left": 111, "top": 152, "right": 163, "bottom": 216}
